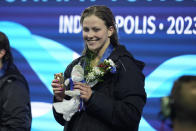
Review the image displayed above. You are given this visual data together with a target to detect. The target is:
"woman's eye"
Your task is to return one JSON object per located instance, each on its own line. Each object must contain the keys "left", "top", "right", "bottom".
{"left": 83, "top": 28, "right": 89, "bottom": 32}
{"left": 93, "top": 28, "right": 100, "bottom": 32}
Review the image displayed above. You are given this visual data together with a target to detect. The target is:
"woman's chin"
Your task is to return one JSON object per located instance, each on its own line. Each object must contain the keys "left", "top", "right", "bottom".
{"left": 88, "top": 47, "right": 97, "bottom": 52}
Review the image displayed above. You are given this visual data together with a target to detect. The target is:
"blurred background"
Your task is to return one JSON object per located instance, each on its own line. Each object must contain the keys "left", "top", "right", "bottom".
{"left": 0, "top": 0, "right": 196, "bottom": 130}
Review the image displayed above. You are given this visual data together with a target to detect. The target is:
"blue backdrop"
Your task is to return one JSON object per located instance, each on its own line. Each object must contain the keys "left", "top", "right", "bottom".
{"left": 0, "top": 0, "right": 196, "bottom": 131}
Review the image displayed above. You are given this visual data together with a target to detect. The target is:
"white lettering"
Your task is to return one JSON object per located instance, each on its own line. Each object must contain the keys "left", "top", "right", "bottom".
{"left": 73, "top": 15, "right": 82, "bottom": 33}
{"left": 147, "top": 16, "right": 156, "bottom": 34}
{"left": 124, "top": 16, "right": 134, "bottom": 34}
{"left": 115, "top": 15, "right": 124, "bottom": 30}
{"left": 135, "top": 16, "right": 142, "bottom": 34}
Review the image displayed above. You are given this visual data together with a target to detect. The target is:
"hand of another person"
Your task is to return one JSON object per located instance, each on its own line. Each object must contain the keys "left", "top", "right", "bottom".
{"left": 52, "top": 79, "right": 65, "bottom": 102}
{"left": 74, "top": 82, "right": 92, "bottom": 102}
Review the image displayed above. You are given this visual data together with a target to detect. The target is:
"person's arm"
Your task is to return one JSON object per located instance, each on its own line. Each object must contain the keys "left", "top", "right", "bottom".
{"left": 52, "top": 60, "right": 74, "bottom": 125}
{"left": 1, "top": 80, "right": 32, "bottom": 131}
{"left": 85, "top": 57, "right": 146, "bottom": 129}
{"left": 52, "top": 103, "right": 66, "bottom": 126}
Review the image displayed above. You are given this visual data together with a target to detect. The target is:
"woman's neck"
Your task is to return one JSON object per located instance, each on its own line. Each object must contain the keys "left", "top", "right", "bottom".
{"left": 91, "top": 40, "right": 110, "bottom": 67}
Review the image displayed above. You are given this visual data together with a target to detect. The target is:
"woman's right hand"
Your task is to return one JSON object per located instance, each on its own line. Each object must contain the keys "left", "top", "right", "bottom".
{"left": 51, "top": 79, "right": 65, "bottom": 102}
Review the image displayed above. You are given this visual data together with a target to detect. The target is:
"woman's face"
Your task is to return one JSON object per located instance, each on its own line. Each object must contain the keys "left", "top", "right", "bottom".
{"left": 82, "top": 15, "right": 113, "bottom": 53}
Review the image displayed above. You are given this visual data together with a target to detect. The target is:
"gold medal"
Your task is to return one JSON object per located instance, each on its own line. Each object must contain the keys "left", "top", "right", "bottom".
{"left": 54, "top": 73, "right": 64, "bottom": 88}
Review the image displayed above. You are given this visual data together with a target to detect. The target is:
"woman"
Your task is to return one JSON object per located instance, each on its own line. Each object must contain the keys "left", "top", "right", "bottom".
{"left": 52, "top": 5, "right": 146, "bottom": 131}
{"left": 0, "top": 32, "right": 32, "bottom": 130}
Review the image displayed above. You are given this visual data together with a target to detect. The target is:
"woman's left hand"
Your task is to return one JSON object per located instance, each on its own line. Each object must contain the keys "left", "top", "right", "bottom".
{"left": 74, "top": 82, "right": 92, "bottom": 102}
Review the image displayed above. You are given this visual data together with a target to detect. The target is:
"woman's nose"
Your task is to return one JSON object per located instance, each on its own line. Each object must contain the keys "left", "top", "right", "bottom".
{"left": 87, "top": 31, "right": 94, "bottom": 38}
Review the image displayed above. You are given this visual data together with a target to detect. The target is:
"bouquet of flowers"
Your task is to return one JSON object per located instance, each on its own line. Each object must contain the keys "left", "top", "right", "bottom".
{"left": 86, "top": 59, "right": 116, "bottom": 87}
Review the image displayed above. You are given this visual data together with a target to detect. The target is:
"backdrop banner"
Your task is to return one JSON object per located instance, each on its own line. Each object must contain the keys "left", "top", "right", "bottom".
{"left": 0, "top": 0, "right": 196, "bottom": 131}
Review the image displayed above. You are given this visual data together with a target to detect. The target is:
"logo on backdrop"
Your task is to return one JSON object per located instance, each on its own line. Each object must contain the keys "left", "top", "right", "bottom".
{"left": 59, "top": 15, "right": 196, "bottom": 35}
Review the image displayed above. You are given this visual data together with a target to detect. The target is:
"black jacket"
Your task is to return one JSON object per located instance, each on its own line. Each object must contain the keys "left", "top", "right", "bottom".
{"left": 0, "top": 64, "right": 32, "bottom": 131}
{"left": 53, "top": 45, "right": 146, "bottom": 131}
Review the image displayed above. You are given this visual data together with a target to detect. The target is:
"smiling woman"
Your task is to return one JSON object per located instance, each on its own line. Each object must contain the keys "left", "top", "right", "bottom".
{"left": 82, "top": 15, "right": 112, "bottom": 54}
{"left": 52, "top": 5, "right": 146, "bottom": 131}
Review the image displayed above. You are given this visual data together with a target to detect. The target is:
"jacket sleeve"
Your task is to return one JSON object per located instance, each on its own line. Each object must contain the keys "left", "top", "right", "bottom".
{"left": 52, "top": 102, "right": 66, "bottom": 126}
{"left": 86, "top": 56, "right": 146, "bottom": 129}
{"left": 52, "top": 60, "right": 74, "bottom": 126}
{"left": 0, "top": 80, "right": 32, "bottom": 131}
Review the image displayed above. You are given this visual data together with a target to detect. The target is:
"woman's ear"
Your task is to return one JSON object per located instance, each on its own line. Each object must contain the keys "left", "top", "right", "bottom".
{"left": 108, "top": 26, "right": 114, "bottom": 37}
{"left": 0, "top": 49, "right": 6, "bottom": 59}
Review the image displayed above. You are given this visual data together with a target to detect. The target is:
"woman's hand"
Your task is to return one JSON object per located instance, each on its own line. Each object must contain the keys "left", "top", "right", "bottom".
{"left": 51, "top": 79, "right": 65, "bottom": 102}
{"left": 74, "top": 82, "right": 92, "bottom": 102}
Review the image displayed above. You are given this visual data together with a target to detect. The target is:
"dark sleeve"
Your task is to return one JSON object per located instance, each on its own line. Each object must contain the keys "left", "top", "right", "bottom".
{"left": 52, "top": 60, "right": 75, "bottom": 126}
{"left": 52, "top": 105, "right": 65, "bottom": 126}
{"left": 86, "top": 57, "right": 146, "bottom": 129}
{"left": 0, "top": 80, "right": 32, "bottom": 131}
